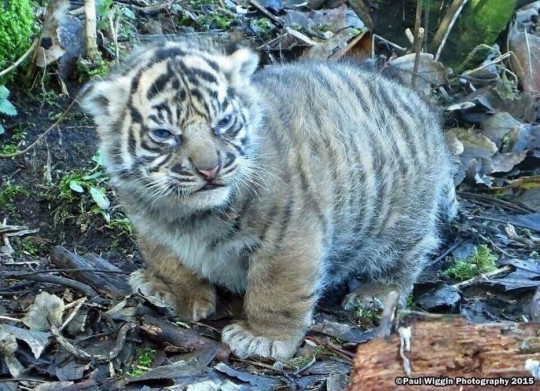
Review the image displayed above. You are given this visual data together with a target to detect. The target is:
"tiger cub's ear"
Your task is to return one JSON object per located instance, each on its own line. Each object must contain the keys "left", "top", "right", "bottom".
{"left": 78, "top": 77, "right": 131, "bottom": 122}
{"left": 225, "top": 48, "right": 259, "bottom": 89}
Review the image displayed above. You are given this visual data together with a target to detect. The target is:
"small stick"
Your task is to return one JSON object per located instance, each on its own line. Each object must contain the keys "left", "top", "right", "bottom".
{"left": 60, "top": 297, "right": 87, "bottom": 331}
{"left": 411, "top": 0, "right": 423, "bottom": 90}
{"left": 452, "top": 265, "right": 513, "bottom": 290}
{"left": 433, "top": 0, "right": 469, "bottom": 61}
{"left": 2, "top": 271, "right": 101, "bottom": 299}
{"left": 0, "top": 316, "right": 23, "bottom": 323}
{"left": 458, "top": 191, "right": 534, "bottom": 214}
{"left": 248, "top": 0, "right": 284, "bottom": 28}
{"left": 0, "top": 100, "right": 77, "bottom": 159}
{"left": 0, "top": 40, "right": 38, "bottom": 78}
{"left": 84, "top": 0, "right": 99, "bottom": 60}
{"left": 51, "top": 322, "right": 134, "bottom": 362}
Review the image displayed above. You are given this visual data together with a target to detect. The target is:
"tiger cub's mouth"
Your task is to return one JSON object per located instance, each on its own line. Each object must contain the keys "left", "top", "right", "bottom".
{"left": 197, "top": 182, "right": 226, "bottom": 192}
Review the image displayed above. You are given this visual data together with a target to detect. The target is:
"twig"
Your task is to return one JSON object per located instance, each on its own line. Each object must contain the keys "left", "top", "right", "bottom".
{"left": 452, "top": 265, "right": 513, "bottom": 290}
{"left": 0, "top": 316, "right": 22, "bottom": 323}
{"left": 0, "top": 40, "right": 38, "bottom": 78}
{"left": 308, "top": 336, "right": 353, "bottom": 363}
{"left": 248, "top": 0, "right": 284, "bottom": 28}
{"left": 284, "top": 27, "right": 317, "bottom": 46}
{"left": 84, "top": 0, "right": 99, "bottom": 60}
{"left": 60, "top": 297, "right": 87, "bottom": 331}
{"left": 371, "top": 34, "right": 407, "bottom": 58}
{"left": 50, "top": 322, "right": 134, "bottom": 362}
{"left": 469, "top": 215, "right": 537, "bottom": 232}
{"left": 458, "top": 191, "right": 534, "bottom": 214}
{"left": 0, "top": 269, "right": 129, "bottom": 277}
{"left": 0, "top": 100, "right": 77, "bottom": 158}
{"left": 411, "top": 0, "right": 423, "bottom": 90}
{"left": 479, "top": 234, "right": 516, "bottom": 258}
{"left": 376, "top": 291, "right": 400, "bottom": 338}
{"left": 2, "top": 271, "right": 101, "bottom": 299}
{"left": 429, "top": 240, "right": 463, "bottom": 266}
{"left": 433, "top": 0, "right": 469, "bottom": 61}
{"left": 292, "top": 356, "right": 316, "bottom": 375}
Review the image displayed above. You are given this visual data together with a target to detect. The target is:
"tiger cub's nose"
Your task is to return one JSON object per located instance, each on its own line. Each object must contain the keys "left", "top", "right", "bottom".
{"left": 196, "top": 165, "right": 220, "bottom": 181}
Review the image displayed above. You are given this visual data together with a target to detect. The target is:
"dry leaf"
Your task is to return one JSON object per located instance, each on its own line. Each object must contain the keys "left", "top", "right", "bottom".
{"left": 1, "top": 324, "right": 52, "bottom": 359}
{"left": 491, "top": 152, "right": 528, "bottom": 173}
{"left": 508, "top": 22, "right": 540, "bottom": 96}
{"left": 22, "top": 292, "right": 65, "bottom": 331}
{"left": 388, "top": 53, "right": 450, "bottom": 96}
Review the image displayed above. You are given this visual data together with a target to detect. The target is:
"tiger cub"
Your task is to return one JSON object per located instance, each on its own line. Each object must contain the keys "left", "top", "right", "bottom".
{"left": 80, "top": 40, "right": 457, "bottom": 361}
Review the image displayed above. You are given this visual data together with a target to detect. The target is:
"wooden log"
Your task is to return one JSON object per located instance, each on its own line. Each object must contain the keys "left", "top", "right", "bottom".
{"left": 50, "top": 245, "right": 130, "bottom": 299}
{"left": 349, "top": 313, "right": 540, "bottom": 391}
{"left": 139, "top": 316, "right": 230, "bottom": 361}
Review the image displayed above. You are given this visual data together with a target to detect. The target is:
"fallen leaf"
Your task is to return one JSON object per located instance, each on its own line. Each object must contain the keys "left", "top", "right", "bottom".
{"left": 415, "top": 284, "right": 461, "bottom": 311}
{"left": 517, "top": 188, "right": 540, "bottom": 212}
{"left": 310, "top": 320, "right": 374, "bottom": 344}
{"left": 480, "top": 112, "right": 521, "bottom": 148}
{"left": 33, "top": 382, "right": 75, "bottom": 391}
{"left": 508, "top": 22, "right": 540, "bottom": 96}
{"left": 127, "top": 359, "right": 208, "bottom": 385}
{"left": 22, "top": 292, "right": 65, "bottom": 331}
{"left": 490, "top": 151, "right": 527, "bottom": 173}
{"left": 388, "top": 53, "right": 450, "bottom": 96}
{"left": 1, "top": 324, "right": 51, "bottom": 359}
{"left": 213, "top": 363, "right": 284, "bottom": 390}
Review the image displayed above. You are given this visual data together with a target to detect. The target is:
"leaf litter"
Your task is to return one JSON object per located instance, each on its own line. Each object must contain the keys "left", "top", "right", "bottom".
{"left": 0, "top": 0, "right": 539, "bottom": 389}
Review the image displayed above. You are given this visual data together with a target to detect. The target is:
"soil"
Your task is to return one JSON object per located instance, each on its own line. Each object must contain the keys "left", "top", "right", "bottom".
{"left": 0, "top": 0, "right": 539, "bottom": 389}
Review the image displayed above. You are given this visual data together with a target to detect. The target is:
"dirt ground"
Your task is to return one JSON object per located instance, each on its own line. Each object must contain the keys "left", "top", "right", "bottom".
{"left": 0, "top": 0, "right": 539, "bottom": 390}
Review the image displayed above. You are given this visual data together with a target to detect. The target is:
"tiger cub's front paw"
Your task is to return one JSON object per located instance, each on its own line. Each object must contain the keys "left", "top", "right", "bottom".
{"left": 222, "top": 321, "right": 303, "bottom": 361}
{"left": 129, "top": 269, "right": 216, "bottom": 321}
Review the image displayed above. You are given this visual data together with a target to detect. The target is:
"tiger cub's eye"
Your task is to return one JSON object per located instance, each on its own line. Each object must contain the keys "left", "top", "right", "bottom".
{"left": 149, "top": 128, "right": 174, "bottom": 143}
{"left": 214, "top": 114, "right": 235, "bottom": 135}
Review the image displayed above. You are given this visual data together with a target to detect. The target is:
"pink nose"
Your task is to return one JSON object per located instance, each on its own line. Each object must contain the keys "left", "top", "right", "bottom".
{"left": 197, "top": 165, "right": 220, "bottom": 181}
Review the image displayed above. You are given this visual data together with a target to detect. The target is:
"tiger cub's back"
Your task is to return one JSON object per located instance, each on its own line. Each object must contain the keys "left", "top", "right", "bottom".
{"left": 251, "top": 61, "right": 456, "bottom": 287}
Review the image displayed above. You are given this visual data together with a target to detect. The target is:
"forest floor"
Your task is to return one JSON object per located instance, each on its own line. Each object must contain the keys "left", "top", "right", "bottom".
{"left": 0, "top": 0, "right": 539, "bottom": 390}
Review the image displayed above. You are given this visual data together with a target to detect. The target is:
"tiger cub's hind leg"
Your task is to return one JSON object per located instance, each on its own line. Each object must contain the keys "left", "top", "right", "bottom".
{"left": 130, "top": 240, "right": 216, "bottom": 322}
{"left": 343, "top": 234, "right": 441, "bottom": 311}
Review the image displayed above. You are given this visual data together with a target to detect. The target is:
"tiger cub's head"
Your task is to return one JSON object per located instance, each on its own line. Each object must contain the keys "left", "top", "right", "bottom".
{"left": 79, "top": 41, "right": 260, "bottom": 211}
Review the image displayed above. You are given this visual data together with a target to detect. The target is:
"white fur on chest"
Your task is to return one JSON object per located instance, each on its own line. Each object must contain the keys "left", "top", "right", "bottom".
{"left": 138, "top": 215, "right": 251, "bottom": 292}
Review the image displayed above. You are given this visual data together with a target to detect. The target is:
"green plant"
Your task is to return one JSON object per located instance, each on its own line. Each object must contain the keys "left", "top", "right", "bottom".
{"left": 128, "top": 347, "right": 155, "bottom": 377}
{"left": 252, "top": 18, "right": 274, "bottom": 38}
{"left": 354, "top": 306, "right": 382, "bottom": 328}
{"left": 0, "top": 85, "right": 17, "bottom": 133}
{"left": 0, "top": 0, "right": 34, "bottom": 81}
{"left": 443, "top": 244, "right": 497, "bottom": 281}
{"left": 0, "top": 182, "right": 28, "bottom": 215}
{"left": 0, "top": 129, "right": 26, "bottom": 155}
{"left": 197, "top": 11, "right": 233, "bottom": 30}
{"left": 107, "top": 217, "right": 133, "bottom": 235}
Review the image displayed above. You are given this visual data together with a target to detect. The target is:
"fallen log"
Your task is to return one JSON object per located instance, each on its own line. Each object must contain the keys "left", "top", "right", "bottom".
{"left": 348, "top": 311, "right": 540, "bottom": 391}
{"left": 50, "top": 245, "right": 131, "bottom": 299}
{"left": 139, "top": 315, "right": 231, "bottom": 361}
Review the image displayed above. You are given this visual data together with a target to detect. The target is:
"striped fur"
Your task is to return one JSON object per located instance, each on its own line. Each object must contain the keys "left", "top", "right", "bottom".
{"left": 79, "top": 40, "right": 457, "bottom": 360}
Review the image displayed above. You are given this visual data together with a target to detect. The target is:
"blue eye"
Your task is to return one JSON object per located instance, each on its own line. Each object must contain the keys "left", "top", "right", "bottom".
{"left": 215, "top": 114, "right": 235, "bottom": 134}
{"left": 149, "top": 128, "right": 173, "bottom": 142}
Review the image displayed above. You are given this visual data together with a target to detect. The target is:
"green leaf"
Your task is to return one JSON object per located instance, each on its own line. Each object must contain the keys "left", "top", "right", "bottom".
{"left": 69, "top": 181, "right": 84, "bottom": 193}
{"left": 0, "top": 85, "right": 9, "bottom": 100}
{"left": 0, "top": 99, "right": 17, "bottom": 116}
{"left": 90, "top": 186, "right": 110, "bottom": 210}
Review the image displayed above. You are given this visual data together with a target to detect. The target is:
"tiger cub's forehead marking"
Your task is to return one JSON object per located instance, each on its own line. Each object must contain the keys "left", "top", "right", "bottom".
{"left": 129, "top": 48, "right": 231, "bottom": 122}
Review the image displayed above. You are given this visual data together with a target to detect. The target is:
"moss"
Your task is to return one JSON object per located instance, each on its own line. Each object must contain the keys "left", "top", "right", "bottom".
{"left": 443, "top": 0, "right": 517, "bottom": 69}
{"left": 0, "top": 182, "right": 28, "bottom": 215}
{"left": 444, "top": 244, "right": 497, "bottom": 281}
{"left": 0, "top": 0, "right": 35, "bottom": 81}
{"left": 128, "top": 348, "right": 155, "bottom": 377}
